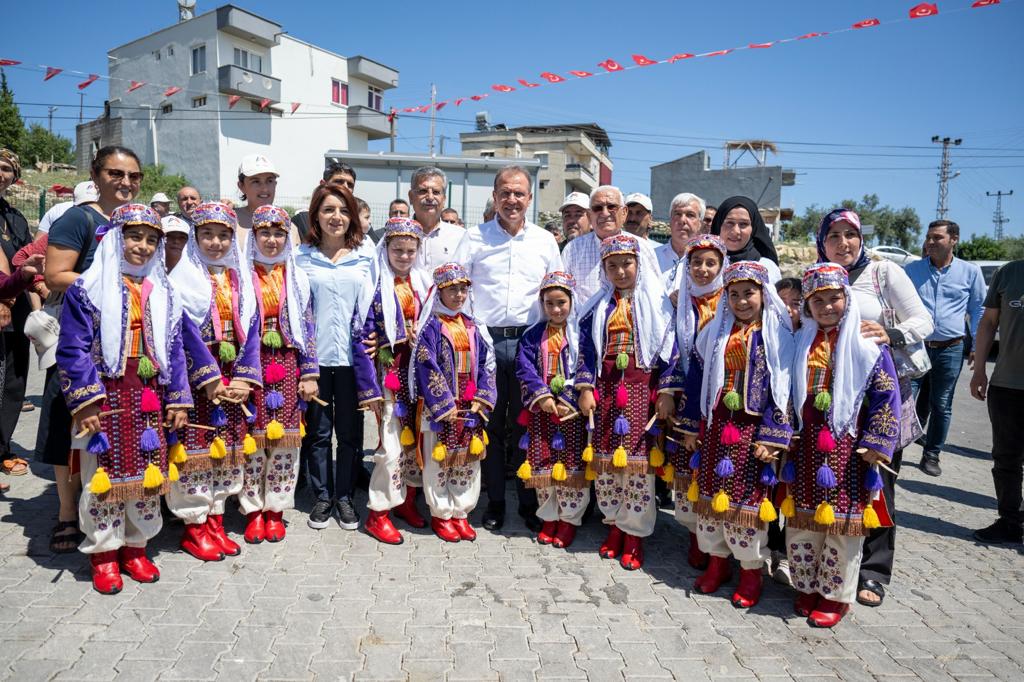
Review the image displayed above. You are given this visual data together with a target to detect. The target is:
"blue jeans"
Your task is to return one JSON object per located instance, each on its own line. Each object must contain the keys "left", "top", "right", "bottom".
{"left": 911, "top": 342, "right": 964, "bottom": 461}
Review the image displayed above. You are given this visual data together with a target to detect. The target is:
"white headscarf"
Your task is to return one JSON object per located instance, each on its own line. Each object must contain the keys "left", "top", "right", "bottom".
{"left": 525, "top": 272, "right": 581, "bottom": 378}
{"left": 245, "top": 215, "right": 313, "bottom": 355}
{"left": 360, "top": 221, "right": 430, "bottom": 352}
{"left": 672, "top": 235, "right": 729, "bottom": 375}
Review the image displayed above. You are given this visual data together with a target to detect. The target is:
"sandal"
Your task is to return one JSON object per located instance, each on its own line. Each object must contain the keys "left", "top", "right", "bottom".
{"left": 50, "top": 521, "right": 84, "bottom": 554}
{"left": 856, "top": 579, "right": 885, "bottom": 607}
{"left": 2, "top": 458, "right": 29, "bottom": 476}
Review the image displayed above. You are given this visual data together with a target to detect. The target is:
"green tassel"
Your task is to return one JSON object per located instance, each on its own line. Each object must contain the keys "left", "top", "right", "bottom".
{"left": 262, "top": 330, "right": 283, "bottom": 349}
{"left": 615, "top": 352, "right": 629, "bottom": 371}
{"left": 218, "top": 341, "right": 237, "bottom": 363}
{"left": 814, "top": 390, "right": 832, "bottom": 412}
{"left": 723, "top": 390, "right": 742, "bottom": 412}
{"left": 549, "top": 374, "right": 565, "bottom": 395}
{"left": 377, "top": 345, "right": 395, "bottom": 367}
{"left": 136, "top": 356, "right": 157, "bottom": 380}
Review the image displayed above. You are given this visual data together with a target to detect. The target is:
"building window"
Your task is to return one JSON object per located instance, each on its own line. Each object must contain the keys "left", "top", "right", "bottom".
{"left": 480, "top": 151, "right": 495, "bottom": 158}
{"left": 167, "top": 46, "right": 174, "bottom": 57}
{"left": 153, "top": 50, "right": 161, "bottom": 61}
{"left": 234, "top": 48, "right": 262, "bottom": 73}
{"left": 331, "top": 79, "right": 348, "bottom": 106}
{"left": 192, "top": 96, "right": 207, "bottom": 108}
{"left": 367, "top": 85, "right": 383, "bottom": 111}
{"left": 161, "top": 104, "right": 173, "bottom": 115}
{"left": 534, "top": 152, "right": 549, "bottom": 168}
{"left": 191, "top": 45, "right": 206, "bottom": 74}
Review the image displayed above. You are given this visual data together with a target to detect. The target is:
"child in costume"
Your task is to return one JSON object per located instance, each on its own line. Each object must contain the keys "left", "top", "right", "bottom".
{"left": 680, "top": 261, "right": 795, "bottom": 608}
{"left": 411, "top": 263, "right": 496, "bottom": 543}
{"left": 167, "top": 201, "right": 262, "bottom": 561}
{"left": 353, "top": 217, "right": 431, "bottom": 544}
{"left": 57, "top": 204, "right": 192, "bottom": 594}
{"left": 784, "top": 263, "right": 900, "bottom": 628}
{"left": 515, "top": 271, "right": 587, "bottom": 549}
{"left": 239, "top": 205, "right": 319, "bottom": 544}
{"left": 575, "top": 234, "right": 678, "bottom": 571}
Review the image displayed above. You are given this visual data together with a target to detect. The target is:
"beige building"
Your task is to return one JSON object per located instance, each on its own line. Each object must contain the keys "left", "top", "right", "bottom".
{"left": 459, "top": 123, "right": 613, "bottom": 215}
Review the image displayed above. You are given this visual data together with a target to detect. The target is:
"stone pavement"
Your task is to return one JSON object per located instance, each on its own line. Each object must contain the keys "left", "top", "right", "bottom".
{"left": 0, "top": 365, "right": 1022, "bottom": 681}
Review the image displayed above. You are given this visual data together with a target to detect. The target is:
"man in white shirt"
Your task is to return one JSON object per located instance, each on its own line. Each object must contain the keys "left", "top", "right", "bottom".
{"left": 36, "top": 181, "right": 99, "bottom": 235}
{"left": 656, "top": 192, "right": 707, "bottom": 282}
{"left": 454, "top": 165, "right": 563, "bottom": 532}
{"left": 411, "top": 167, "right": 463, "bottom": 271}
{"left": 624, "top": 193, "right": 657, "bottom": 246}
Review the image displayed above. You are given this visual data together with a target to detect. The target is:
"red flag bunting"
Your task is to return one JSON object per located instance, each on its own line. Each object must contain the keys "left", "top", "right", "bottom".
{"left": 492, "top": 84, "right": 515, "bottom": 92}
{"left": 291, "top": 102, "right": 301, "bottom": 114}
{"left": 972, "top": 0, "right": 999, "bottom": 6}
{"left": 470, "top": 94, "right": 488, "bottom": 101}
{"left": 852, "top": 18, "right": 880, "bottom": 28}
{"left": 127, "top": 81, "right": 145, "bottom": 92}
{"left": 0, "top": 59, "right": 21, "bottom": 66}
{"left": 632, "top": 54, "right": 657, "bottom": 66}
{"left": 797, "top": 32, "right": 827, "bottom": 40}
{"left": 417, "top": 105, "right": 431, "bottom": 113}
{"left": 517, "top": 79, "right": 540, "bottom": 88}
{"left": 667, "top": 53, "right": 695, "bottom": 63}
{"left": 598, "top": 59, "right": 624, "bottom": 72}
{"left": 909, "top": 3, "right": 939, "bottom": 18}
{"left": 259, "top": 98, "right": 271, "bottom": 110}
{"left": 228, "top": 95, "right": 242, "bottom": 108}
{"left": 77, "top": 74, "right": 99, "bottom": 90}
{"left": 704, "top": 49, "right": 732, "bottom": 57}
{"left": 163, "top": 86, "right": 181, "bottom": 97}
{"left": 435, "top": 101, "right": 447, "bottom": 110}
{"left": 749, "top": 42, "right": 774, "bottom": 49}
{"left": 43, "top": 67, "right": 62, "bottom": 81}
{"left": 540, "top": 72, "right": 566, "bottom": 83}
{"left": 454, "top": 98, "right": 466, "bottom": 106}
{"left": 569, "top": 70, "right": 593, "bottom": 78}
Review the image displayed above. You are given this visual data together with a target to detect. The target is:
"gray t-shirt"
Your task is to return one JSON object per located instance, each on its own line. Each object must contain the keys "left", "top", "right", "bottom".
{"left": 984, "top": 260, "right": 1024, "bottom": 391}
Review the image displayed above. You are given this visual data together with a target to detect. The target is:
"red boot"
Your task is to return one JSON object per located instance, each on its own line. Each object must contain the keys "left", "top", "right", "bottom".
{"left": 794, "top": 592, "right": 819, "bottom": 617}
{"left": 90, "top": 551, "right": 123, "bottom": 595}
{"left": 119, "top": 546, "right": 159, "bottom": 583}
{"left": 731, "top": 567, "right": 763, "bottom": 608}
{"left": 808, "top": 598, "right": 850, "bottom": 628}
{"left": 451, "top": 518, "right": 476, "bottom": 542}
{"left": 206, "top": 514, "right": 240, "bottom": 556}
{"left": 263, "top": 511, "right": 286, "bottom": 542}
{"left": 537, "top": 521, "right": 557, "bottom": 545}
{"left": 393, "top": 486, "right": 427, "bottom": 528}
{"left": 244, "top": 511, "right": 266, "bottom": 544}
{"left": 180, "top": 523, "right": 225, "bottom": 562}
{"left": 366, "top": 509, "right": 404, "bottom": 545}
{"left": 694, "top": 555, "right": 733, "bottom": 594}
{"left": 599, "top": 526, "right": 625, "bottom": 559}
{"left": 687, "top": 532, "right": 709, "bottom": 570}
{"left": 620, "top": 535, "right": 644, "bottom": 571}
{"left": 552, "top": 522, "right": 577, "bottom": 549}
{"left": 431, "top": 516, "right": 461, "bottom": 543}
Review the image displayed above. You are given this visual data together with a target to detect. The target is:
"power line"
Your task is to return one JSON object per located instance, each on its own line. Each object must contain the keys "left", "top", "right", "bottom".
{"left": 986, "top": 190, "right": 1013, "bottom": 240}
{"left": 932, "top": 135, "right": 962, "bottom": 220}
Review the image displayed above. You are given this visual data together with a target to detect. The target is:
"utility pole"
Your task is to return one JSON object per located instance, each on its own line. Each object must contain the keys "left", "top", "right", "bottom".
{"left": 78, "top": 93, "right": 84, "bottom": 124}
{"left": 428, "top": 84, "right": 437, "bottom": 157}
{"left": 986, "top": 190, "right": 1013, "bottom": 240}
{"left": 388, "top": 108, "right": 396, "bottom": 153}
{"left": 47, "top": 106, "right": 58, "bottom": 133}
{"left": 931, "top": 135, "right": 962, "bottom": 220}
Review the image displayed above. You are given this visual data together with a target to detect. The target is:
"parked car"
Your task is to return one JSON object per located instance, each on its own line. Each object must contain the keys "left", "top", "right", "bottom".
{"left": 869, "top": 245, "right": 921, "bottom": 265}
{"left": 968, "top": 260, "right": 1008, "bottom": 349}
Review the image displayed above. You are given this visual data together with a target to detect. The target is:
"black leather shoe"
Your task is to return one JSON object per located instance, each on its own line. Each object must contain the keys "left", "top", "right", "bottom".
{"left": 519, "top": 508, "right": 542, "bottom": 533}
{"left": 973, "top": 519, "right": 1023, "bottom": 545}
{"left": 920, "top": 457, "right": 941, "bottom": 477}
{"left": 483, "top": 503, "right": 505, "bottom": 531}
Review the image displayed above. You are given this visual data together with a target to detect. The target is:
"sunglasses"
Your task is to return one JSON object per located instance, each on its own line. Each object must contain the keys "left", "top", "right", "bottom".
{"left": 590, "top": 203, "right": 621, "bottom": 213}
{"left": 102, "top": 168, "right": 144, "bottom": 184}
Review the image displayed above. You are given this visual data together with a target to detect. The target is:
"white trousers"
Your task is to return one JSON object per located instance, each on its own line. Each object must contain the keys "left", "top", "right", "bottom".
{"left": 673, "top": 488, "right": 698, "bottom": 533}
{"left": 696, "top": 515, "right": 768, "bottom": 569}
{"left": 167, "top": 462, "right": 243, "bottom": 524}
{"left": 78, "top": 455, "right": 162, "bottom": 554}
{"left": 421, "top": 432, "right": 480, "bottom": 520}
{"left": 595, "top": 473, "right": 657, "bottom": 537}
{"left": 367, "top": 398, "right": 423, "bottom": 512}
{"left": 536, "top": 485, "right": 590, "bottom": 526}
{"left": 238, "top": 448, "right": 298, "bottom": 515}
{"left": 786, "top": 528, "right": 864, "bottom": 604}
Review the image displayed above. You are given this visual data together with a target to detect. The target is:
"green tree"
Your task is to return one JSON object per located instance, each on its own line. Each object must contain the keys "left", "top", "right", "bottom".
{"left": 957, "top": 235, "right": 1008, "bottom": 261}
{"left": 139, "top": 164, "right": 190, "bottom": 203}
{"left": 0, "top": 70, "right": 24, "bottom": 154}
{"left": 781, "top": 204, "right": 827, "bottom": 242}
{"left": 781, "top": 195, "right": 921, "bottom": 251}
{"left": 20, "top": 123, "right": 73, "bottom": 165}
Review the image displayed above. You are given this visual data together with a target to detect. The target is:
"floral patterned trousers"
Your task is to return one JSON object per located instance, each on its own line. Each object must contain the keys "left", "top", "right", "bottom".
{"left": 367, "top": 396, "right": 423, "bottom": 513}
{"left": 78, "top": 455, "right": 162, "bottom": 554}
{"left": 238, "top": 448, "right": 298, "bottom": 515}
{"left": 595, "top": 473, "right": 657, "bottom": 537}
{"left": 536, "top": 485, "right": 590, "bottom": 526}
{"left": 696, "top": 515, "right": 768, "bottom": 569}
{"left": 167, "top": 463, "right": 243, "bottom": 524}
{"left": 786, "top": 527, "right": 864, "bottom": 604}
{"left": 421, "top": 430, "right": 480, "bottom": 521}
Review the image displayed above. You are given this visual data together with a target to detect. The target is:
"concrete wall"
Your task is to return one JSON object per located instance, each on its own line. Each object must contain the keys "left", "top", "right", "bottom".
{"left": 650, "top": 151, "right": 784, "bottom": 222}
{"left": 75, "top": 116, "right": 123, "bottom": 171}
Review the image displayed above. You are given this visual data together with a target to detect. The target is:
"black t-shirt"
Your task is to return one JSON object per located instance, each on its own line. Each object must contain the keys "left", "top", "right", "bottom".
{"left": 47, "top": 205, "right": 105, "bottom": 272}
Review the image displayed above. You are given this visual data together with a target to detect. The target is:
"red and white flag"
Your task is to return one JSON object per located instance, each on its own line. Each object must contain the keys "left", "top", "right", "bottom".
{"left": 909, "top": 3, "right": 939, "bottom": 18}
{"left": 77, "top": 74, "right": 99, "bottom": 90}
{"left": 43, "top": 66, "right": 62, "bottom": 81}
{"left": 852, "top": 18, "right": 880, "bottom": 29}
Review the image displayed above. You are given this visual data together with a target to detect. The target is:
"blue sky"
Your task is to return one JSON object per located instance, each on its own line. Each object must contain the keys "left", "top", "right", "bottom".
{"left": 4, "top": 0, "right": 1023, "bottom": 239}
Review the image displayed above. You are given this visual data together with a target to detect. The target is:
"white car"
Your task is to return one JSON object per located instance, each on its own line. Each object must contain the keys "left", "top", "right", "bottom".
{"left": 869, "top": 245, "right": 921, "bottom": 265}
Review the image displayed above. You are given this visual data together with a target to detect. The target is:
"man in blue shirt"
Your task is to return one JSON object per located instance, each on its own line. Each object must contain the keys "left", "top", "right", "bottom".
{"left": 905, "top": 220, "right": 985, "bottom": 476}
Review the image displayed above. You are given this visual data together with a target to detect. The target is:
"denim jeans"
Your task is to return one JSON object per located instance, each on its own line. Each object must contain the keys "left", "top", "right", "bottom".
{"left": 305, "top": 366, "right": 364, "bottom": 503}
{"left": 911, "top": 341, "right": 964, "bottom": 461}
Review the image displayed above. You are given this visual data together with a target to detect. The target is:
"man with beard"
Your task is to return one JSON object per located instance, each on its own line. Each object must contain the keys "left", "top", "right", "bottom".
{"left": 411, "top": 167, "right": 464, "bottom": 271}
{"left": 656, "top": 192, "right": 707, "bottom": 278}
{"left": 559, "top": 192, "right": 590, "bottom": 246}
{"left": 624, "top": 193, "right": 656, "bottom": 246}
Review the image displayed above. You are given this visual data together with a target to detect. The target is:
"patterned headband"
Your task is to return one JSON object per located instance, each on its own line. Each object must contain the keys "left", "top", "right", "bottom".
{"left": 600, "top": 233, "right": 639, "bottom": 260}
{"left": 539, "top": 270, "right": 576, "bottom": 295}
{"left": 685, "top": 234, "right": 728, "bottom": 259}
{"left": 192, "top": 201, "right": 238, "bottom": 229}
{"left": 433, "top": 262, "right": 471, "bottom": 289}
{"left": 801, "top": 262, "right": 849, "bottom": 299}
{"left": 110, "top": 203, "right": 162, "bottom": 232}
{"left": 722, "top": 260, "right": 769, "bottom": 287}
{"left": 251, "top": 205, "right": 291, "bottom": 229}
{"left": 383, "top": 217, "right": 424, "bottom": 242}
{"left": 0, "top": 148, "right": 20, "bottom": 181}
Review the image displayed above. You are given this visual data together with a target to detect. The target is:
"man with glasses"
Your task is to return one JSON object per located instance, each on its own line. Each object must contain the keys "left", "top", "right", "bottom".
{"left": 410, "top": 167, "right": 463, "bottom": 271}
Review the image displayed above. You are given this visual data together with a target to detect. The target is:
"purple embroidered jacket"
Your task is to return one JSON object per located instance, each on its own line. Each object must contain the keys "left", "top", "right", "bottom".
{"left": 515, "top": 321, "right": 579, "bottom": 413}
{"left": 414, "top": 314, "right": 497, "bottom": 423}
{"left": 352, "top": 284, "right": 411, "bottom": 407}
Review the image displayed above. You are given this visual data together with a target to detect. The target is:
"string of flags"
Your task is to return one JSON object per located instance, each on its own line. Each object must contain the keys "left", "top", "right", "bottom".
{"left": 0, "top": 1, "right": 1006, "bottom": 119}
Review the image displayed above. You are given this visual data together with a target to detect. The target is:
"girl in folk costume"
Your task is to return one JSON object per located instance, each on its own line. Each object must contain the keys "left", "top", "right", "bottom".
{"left": 411, "top": 263, "right": 497, "bottom": 543}
{"left": 353, "top": 217, "right": 431, "bottom": 545}
{"left": 668, "top": 234, "right": 729, "bottom": 570}
{"left": 56, "top": 205, "right": 193, "bottom": 594}
{"left": 515, "top": 271, "right": 588, "bottom": 549}
{"left": 167, "top": 201, "right": 262, "bottom": 562}
{"left": 575, "top": 234, "right": 678, "bottom": 571}
{"left": 680, "top": 261, "right": 795, "bottom": 608}
{"left": 785, "top": 263, "right": 900, "bottom": 628}
{"left": 240, "top": 205, "right": 319, "bottom": 544}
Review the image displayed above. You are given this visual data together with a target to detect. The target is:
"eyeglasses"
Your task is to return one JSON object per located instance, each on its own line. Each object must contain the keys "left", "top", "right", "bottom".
{"left": 590, "top": 204, "right": 620, "bottom": 213}
{"left": 102, "top": 168, "right": 144, "bottom": 184}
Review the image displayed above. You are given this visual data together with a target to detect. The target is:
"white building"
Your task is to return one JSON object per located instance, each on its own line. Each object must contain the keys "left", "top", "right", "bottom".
{"left": 76, "top": 4, "right": 398, "bottom": 207}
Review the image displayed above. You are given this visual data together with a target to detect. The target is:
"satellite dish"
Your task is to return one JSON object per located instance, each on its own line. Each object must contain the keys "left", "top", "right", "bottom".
{"left": 178, "top": 0, "right": 196, "bottom": 22}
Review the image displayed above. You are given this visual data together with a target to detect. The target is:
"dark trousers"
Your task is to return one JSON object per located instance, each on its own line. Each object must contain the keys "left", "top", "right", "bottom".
{"left": 483, "top": 334, "right": 536, "bottom": 513}
{"left": 859, "top": 448, "right": 902, "bottom": 585}
{"left": 987, "top": 385, "right": 1024, "bottom": 528}
{"left": 0, "top": 330, "right": 29, "bottom": 459}
{"left": 911, "top": 342, "right": 964, "bottom": 461}
{"left": 305, "top": 366, "right": 364, "bottom": 503}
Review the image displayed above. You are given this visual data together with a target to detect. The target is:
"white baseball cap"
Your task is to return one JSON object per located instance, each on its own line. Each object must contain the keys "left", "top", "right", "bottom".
{"left": 150, "top": 192, "right": 171, "bottom": 205}
{"left": 625, "top": 193, "right": 653, "bottom": 213}
{"left": 161, "top": 215, "right": 190, "bottom": 236}
{"left": 560, "top": 192, "right": 589, "bottom": 212}
{"left": 24, "top": 309, "right": 60, "bottom": 370}
{"left": 73, "top": 181, "right": 99, "bottom": 205}
{"left": 238, "top": 154, "right": 278, "bottom": 178}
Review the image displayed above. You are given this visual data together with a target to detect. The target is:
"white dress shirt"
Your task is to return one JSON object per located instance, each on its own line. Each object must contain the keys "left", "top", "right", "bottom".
{"left": 562, "top": 231, "right": 661, "bottom": 305}
{"left": 418, "top": 220, "right": 464, "bottom": 273}
{"left": 454, "top": 218, "right": 563, "bottom": 327}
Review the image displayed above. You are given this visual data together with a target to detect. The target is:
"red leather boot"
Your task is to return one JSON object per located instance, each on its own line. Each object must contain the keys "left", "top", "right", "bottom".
{"left": 694, "top": 555, "right": 733, "bottom": 594}
{"left": 552, "top": 522, "right": 577, "bottom": 549}
{"left": 731, "top": 567, "right": 763, "bottom": 608}
{"left": 206, "top": 514, "right": 241, "bottom": 556}
{"left": 431, "top": 516, "right": 461, "bottom": 542}
{"left": 244, "top": 511, "right": 266, "bottom": 544}
{"left": 619, "top": 534, "right": 644, "bottom": 571}
{"left": 451, "top": 517, "right": 476, "bottom": 542}
{"left": 687, "top": 532, "right": 709, "bottom": 570}
{"left": 537, "top": 521, "right": 557, "bottom": 545}
{"left": 366, "top": 509, "right": 404, "bottom": 545}
{"left": 263, "top": 511, "right": 286, "bottom": 542}
{"left": 180, "top": 523, "right": 225, "bottom": 562}
{"left": 90, "top": 551, "right": 123, "bottom": 595}
{"left": 119, "top": 546, "right": 159, "bottom": 583}
{"left": 808, "top": 598, "right": 850, "bottom": 628}
{"left": 393, "top": 486, "right": 427, "bottom": 528}
{"left": 794, "top": 592, "right": 819, "bottom": 617}
{"left": 599, "top": 526, "right": 625, "bottom": 559}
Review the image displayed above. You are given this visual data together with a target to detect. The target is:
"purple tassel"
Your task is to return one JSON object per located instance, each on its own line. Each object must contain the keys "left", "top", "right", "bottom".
{"left": 297, "top": 399, "right": 308, "bottom": 412}
{"left": 87, "top": 432, "right": 110, "bottom": 455}
{"left": 518, "top": 433, "right": 530, "bottom": 450}
{"left": 613, "top": 415, "right": 630, "bottom": 436}
{"left": 265, "top": 390, "right": 285, "bottom": 410}
{"left": 393, "top": 402, "right": 407, "bottom": 419}
{"left": 816, "top": 464, "right": 837, "bottom": 489}
{"left": 463, "top": 415, "right": 478, "bottom": 429}
{"left": 648, "top": 424, "right": 661, "bottom": 437}
{"left": 865, "top": 467, "right": 884, "bottom": 492}
{"left": 689, "top": 450, "right": 701, "bottom": 470}
{"left": 665, "top": 440, "right": 679, "bottom": 454}
{"left": 140, "top": 427, "right": 160, "bottom": 452}
{"left": 715, "top": 457, "right": 735, "bottom": 478}
{"left": 551, "top": 431, "right": 565, "bottom": 451}
{"left": 210, "top": 405, "right": 228, "bottom": 427}
{"left": 760, "top": 463, "right": 778, "bottom": 487}
{"left": 780, "top": 460, "right": 796, "bottom": 484}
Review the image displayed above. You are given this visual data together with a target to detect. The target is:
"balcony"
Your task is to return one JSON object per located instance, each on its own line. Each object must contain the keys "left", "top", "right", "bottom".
{"left": 347, "top": 56, "right": 399, "bottom": 90}
{"left": 347, "top": 105, "right": 390, "bottom": 140}
{"left": 218, "top": 65, "right": 281, "bottom": 102}
{"left": 564, "top": 162, "right": 597, "bottom": 192}
{"left": 216, "top": 6, "right": 280, "bottom": 48}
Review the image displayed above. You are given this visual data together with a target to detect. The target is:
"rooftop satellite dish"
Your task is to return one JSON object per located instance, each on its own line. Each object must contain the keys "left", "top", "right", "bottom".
{"left": 178, "top": 0, "right": 196, "bottom": 22}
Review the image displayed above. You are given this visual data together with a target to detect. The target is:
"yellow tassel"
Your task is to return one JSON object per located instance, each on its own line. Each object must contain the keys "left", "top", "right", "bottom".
{"left": 648, "top": 445, "right": 665, "bottom": 468}
{"left": 781, "top": 495, "right": 796, "bottom": 519}
{"left": 243, "top": 433, "right": 257, "bottom": 455}
{"left": 400, "top": 426, "right": 415, "bottom": 447}
{"left": 299, "top": 420, "right": 306, "bottom": 438}
{"left": 585, "top": 464, "right": 597, "bottom": 481}
{"left": 862, "top": 505, "right": 881, "bottom": 529}
{"left": 209, "top": 436, "right": 226, "bottom": 460}
{"left": 814, "top": 500, "right": 836, "bottom": 526}
{"left": 516, "top": 460, "right": 532, "bottom": 480}
{"left": 142, "top": 462, "right": 164, "bottom": 489}
{"left": 266, "top": 419, "right": 284, "bottom": 441}
{"left": 482, "top": 430, "right": 489, "bottom": 446}
{"left": 687, "top": 476, "right": 700, "bottom": 503}
{"left": 169, "top": 442, "right": 187, "bottom": 464}
{"left": 431, "top": 441, "right": 447, "bottom": 462}
{"left": 612, "top": 446, "right": 628, "bottom": 468}
{"left": 660, "top": 463, "right": 675, "bottom": 484}
{"left": 89, "top": 467, "right": 112, "bottom": 495}
{"left": 167, "top": 461, "right": 180, "bottom": 482}
{"left": 469, "top": 435, "right": 484, "bottom": 456}
{"left": 551, "top": 461, "right": 567, "bottom": 482}
{"left": 581, "top": 444, "right": 594, "bottom": 463}
{"left": 711, "top": 489, "right": 730, "bottom": 513}
{"left": 759, "top": 497, "right": 778, "bottom": 523}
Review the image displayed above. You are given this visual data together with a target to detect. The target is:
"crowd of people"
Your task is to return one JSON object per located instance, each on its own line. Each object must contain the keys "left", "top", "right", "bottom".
{"left": 0, "top": 143, "right": 1022, "bottom": 630}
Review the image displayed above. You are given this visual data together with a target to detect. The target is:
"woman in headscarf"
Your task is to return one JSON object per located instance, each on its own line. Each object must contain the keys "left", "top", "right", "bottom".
{"left": 710, "top": 196, "right": 782, "bottom": 284}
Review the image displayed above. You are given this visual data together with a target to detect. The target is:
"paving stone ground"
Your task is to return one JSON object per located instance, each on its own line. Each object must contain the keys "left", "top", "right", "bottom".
{"left": 0, "top": 364, "right": 1022, "bottom": 681}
